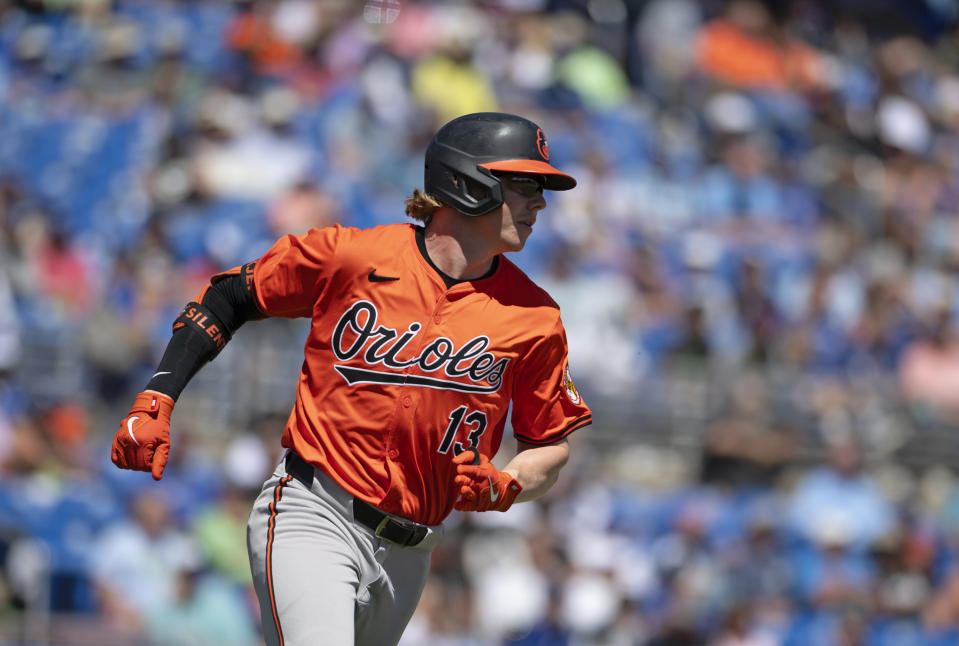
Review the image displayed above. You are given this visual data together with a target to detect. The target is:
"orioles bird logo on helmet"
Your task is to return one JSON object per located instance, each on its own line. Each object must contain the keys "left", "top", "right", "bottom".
{"left": 536, "top": 129, "right": 549, "bottom": 161}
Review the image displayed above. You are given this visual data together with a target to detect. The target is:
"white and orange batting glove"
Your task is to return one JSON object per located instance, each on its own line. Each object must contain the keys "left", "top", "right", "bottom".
{"left": 452, "top": 450, "right": 523, "bottom": 512}
{"left": 111, "top": 391, "right": 175, "bottom": 481}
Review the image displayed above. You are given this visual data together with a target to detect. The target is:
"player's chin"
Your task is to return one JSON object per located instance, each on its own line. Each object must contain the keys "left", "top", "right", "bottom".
{"left": 506, "top": 229, "right": 531, "bottom": 251}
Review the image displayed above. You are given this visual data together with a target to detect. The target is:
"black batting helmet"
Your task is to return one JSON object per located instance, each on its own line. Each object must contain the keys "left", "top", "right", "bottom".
{"left": 424, "top": 112, "right": 577, "bottom": 216}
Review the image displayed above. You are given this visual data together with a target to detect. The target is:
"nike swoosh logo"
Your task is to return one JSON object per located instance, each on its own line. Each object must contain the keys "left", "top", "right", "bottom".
{"left": 368, "top": 269, "right": 400, "bottom": 282}
{"left": 127, "top": 416, "right": 141, "bottom": 446}
{"left": 488, "top": 476, "right": 499, "bottom": 502}
{"left": 152, "top": 371, "right": 171, "bottom": 379}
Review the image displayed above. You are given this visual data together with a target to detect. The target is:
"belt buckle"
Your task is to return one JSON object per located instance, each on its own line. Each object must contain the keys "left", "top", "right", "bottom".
{"left": 373, "top": 513, "right": 424, "bottom": 546}
{"left": 374, "top": 515, "right": 392, "bottom": 538}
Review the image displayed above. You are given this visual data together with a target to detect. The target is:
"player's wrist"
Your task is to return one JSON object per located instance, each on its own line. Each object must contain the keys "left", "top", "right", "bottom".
{"left": 142, "top": 388, "right": 174, "bottom": 397}
{"left": 131, "top": 390, "right": 176, "bottom": 418}
{"left": 495, "top": 472, "right": 522, "bottom": 509}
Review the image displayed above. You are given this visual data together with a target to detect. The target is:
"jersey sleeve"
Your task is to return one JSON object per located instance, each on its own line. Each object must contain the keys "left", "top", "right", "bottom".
{"left": 510, "top": 316, "right": 592, "bottom": 445}
{"left": 251, "top": 225, "right": 347, "bottom": 318}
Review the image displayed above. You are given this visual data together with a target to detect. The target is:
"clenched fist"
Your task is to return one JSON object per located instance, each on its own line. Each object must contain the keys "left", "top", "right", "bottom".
{"left": 452, "top": 450, "right": 522, "bottom": 512}
{"left": 111, "top": 391, "right": 175, "bottom": 480}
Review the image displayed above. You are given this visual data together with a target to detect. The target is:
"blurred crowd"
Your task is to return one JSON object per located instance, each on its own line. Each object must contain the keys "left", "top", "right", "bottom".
{"left": 4, "top": 0, "right": 959, "bottom": 644}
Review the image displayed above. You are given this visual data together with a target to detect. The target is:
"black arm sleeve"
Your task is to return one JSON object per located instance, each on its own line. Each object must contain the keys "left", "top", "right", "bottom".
{"left": 145, "top": 273, "right": 265, "bottom": 400}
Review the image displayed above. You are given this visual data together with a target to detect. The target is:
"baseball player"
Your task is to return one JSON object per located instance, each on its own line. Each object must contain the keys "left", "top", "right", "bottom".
{"left": 111, "top": 112, "right": 592, "bottom": 646}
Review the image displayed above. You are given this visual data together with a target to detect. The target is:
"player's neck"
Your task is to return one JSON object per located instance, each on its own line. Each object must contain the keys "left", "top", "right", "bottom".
{"left": 423, "top": 215, "right": 499, "bottom": 280}
{"left": 422, "top": 231, "right": 496, "bottom": 280}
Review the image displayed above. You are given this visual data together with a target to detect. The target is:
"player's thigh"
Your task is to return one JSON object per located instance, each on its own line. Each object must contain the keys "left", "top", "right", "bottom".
{"left": 247, "top": 476, "right": 360, "bottom": 646}
{"left": 354, "top": 543, "right": 432, "bottom": 646}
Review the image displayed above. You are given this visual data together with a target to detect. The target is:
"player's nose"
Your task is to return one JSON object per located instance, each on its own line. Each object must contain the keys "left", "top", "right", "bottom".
{"left": 529, "top": 192, "right": 546, "bottom": 211}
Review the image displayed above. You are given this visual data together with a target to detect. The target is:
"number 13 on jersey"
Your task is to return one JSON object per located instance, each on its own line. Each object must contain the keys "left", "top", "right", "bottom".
{"left": 437, "top": 406, "right": 488, "bottom": 456}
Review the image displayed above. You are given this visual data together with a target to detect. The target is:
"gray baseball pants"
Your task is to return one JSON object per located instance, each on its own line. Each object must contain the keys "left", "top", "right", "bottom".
{"left": 246, "top": 452, "right": 444, "bottom": 646}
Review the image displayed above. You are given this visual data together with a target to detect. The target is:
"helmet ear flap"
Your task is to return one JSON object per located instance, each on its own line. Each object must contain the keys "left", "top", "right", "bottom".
{"left": 425, "top": 142, "right": 504, "bottom": 216}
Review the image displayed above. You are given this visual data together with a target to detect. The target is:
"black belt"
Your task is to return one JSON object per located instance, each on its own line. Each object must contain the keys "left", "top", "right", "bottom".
{"left": 284, "top": 450, "right": 430, "bottom": 547}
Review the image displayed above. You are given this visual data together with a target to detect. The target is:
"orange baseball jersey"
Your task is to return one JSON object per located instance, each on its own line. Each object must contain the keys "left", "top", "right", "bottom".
{"left": 243, "top": 222, "right": 591, "bottom": 525}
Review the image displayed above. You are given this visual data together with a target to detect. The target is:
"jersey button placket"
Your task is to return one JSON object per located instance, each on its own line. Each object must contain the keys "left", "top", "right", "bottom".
{"left": 431, "top": 294, "right": 446, "bottom": 328}
{"left": 390, "top": 395, "right": 413, "bottom": 460}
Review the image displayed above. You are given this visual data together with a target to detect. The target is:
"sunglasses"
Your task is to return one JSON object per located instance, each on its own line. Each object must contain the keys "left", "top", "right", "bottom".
{"left": 498, "top": 174, "right": 545, "bottom": 198}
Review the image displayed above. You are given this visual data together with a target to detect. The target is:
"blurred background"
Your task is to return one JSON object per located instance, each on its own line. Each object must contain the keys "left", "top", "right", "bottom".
{"left": 3, "top": 0, "right": 959, "bottom": 644}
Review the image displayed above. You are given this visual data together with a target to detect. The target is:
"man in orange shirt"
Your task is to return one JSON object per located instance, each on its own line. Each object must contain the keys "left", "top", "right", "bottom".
{"left": 111, "top": 112, "right": 592, "bottom": 646}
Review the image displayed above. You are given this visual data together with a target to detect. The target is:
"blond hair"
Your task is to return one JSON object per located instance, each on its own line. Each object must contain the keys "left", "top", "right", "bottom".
{"left": 404, "top": 188, "right": 444, "bottom": 223}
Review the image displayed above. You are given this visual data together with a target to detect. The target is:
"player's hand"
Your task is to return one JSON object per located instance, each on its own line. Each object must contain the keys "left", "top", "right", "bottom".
{"left": 111, "top": 390, "right": 175, "bottom": 481}
{"left": 452, "top": 450, "right": 522, "bottom": 512}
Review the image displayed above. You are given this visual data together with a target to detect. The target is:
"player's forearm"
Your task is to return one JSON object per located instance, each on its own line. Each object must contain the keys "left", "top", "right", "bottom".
{"left": 502, "top": 439, "right": 569, "bottom": 503}
{"left": 146, "top": 272, "right": 264, "bottom": 399}
{"left": 144, "top": 325, "right": 219, "bottom": 400}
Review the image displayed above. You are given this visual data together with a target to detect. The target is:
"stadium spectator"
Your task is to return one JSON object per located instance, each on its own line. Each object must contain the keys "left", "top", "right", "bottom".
{"left": 89, "top": 489, "right": 197, "bottom": 636}
{"left": 787, "top": 429, "right": 895, "bottom": 550}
